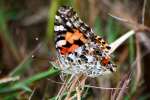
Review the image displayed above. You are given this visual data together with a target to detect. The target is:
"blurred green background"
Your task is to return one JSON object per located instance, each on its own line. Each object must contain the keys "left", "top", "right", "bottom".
{"left": 0, "top": 0, "right": 150, "bottom": 99}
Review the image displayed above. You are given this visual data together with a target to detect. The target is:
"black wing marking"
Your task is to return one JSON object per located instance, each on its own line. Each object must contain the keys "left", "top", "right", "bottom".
{"left": 54, "top": 6, "right": 96, "bottom": 40}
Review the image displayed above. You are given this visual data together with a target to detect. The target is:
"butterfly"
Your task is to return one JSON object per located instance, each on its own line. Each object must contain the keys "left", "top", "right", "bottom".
{"left": 53, "top": 6, "right": 116, "bottom": 77}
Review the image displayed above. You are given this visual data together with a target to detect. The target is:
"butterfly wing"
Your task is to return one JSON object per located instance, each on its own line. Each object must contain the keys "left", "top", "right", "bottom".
{"left": 54, "top": 6, "right": 96, "bottom": 54}
{"left": 55, "top": 6, "right": 112, "bottom": 55}
{"left": 54, "top": 6, "right": 116, "bottom": 77}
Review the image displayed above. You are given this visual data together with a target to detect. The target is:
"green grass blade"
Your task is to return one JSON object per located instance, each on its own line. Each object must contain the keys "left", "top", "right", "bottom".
{"left": 14, "top": 68, "right": 59, "bottom": 86}
{"left": 0, "top": 9, "right": 20, "bottom": 61}
{"left": 128, "top": 36, "right": 135, "bottom": 64}
{"left": 0, "top": 68, "right": 59, "bottom": 93}
{"left": 106, "top": 17, "right": 120, "bottom": 43}
{"left": 9, "top": 56, "right": 32, "bottom": 76}
{"left": 46, "top": 0, "right": 58, "bottom": 41}
{"left": 94, "top": 17, "right": 102, "bottom": 35}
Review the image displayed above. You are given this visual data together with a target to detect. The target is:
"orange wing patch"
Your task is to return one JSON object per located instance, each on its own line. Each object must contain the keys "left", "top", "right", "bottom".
{"left": 60, "top": 29, "right": 87, "bottom": 55}
{"left": 60, "top": 47, "right": 68, "bottom": 55}
{"left": 68, "top": 44, "right": 79, "bottom": 52}
{"left": 101, "top": 56, "right": 110, "bottom": 65}
{"left": 65, "top": 29, "right": 87, "bottom": 44}
{"left": 60, "top": 44, "right": 79, "bottom": 55}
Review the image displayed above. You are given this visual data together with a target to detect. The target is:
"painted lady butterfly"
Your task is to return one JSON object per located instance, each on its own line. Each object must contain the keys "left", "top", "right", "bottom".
{"left": 54, "top": 6, "right": 116, "bottom": 77}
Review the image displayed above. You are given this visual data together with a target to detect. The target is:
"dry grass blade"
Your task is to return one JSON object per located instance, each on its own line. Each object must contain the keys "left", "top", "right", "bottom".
{"left": 76, "top": 86, "right": 81, "bottom": 100}
{"left": 66, "top": 75, "right": 87, "bottom": 100}
{"left": 134, "top": 0, "right": 147, "bottom": 88}
{"left": 65, "top": 75, "right": 81, "bottom": 100}
{"left": 55, "top": 75, "right": 74, "bottom": 100}
{"left": 109, "top": 30, "right": 135, "bottom": 54}
{"left": 135, "top": 31, "right": 142, "bottom": 87}
{"left": 116, "top": 77, "right": 130, "bottom": 100}
{"left": 111, "top": 73, "right": 131, "bottom": 100}
{"left": 28, "top": 88, "right": 36, "bottom": 100}
{"left": 139, "top": 33, "right": 150, "bottom": 50}
{"left": 0, "top": 76, "right": 20, "bottom": 84}
{"left": 54, "top": 74, "right": 87, "bottom": 100}
{"left": 56, "top": 79, "right": 67, "bottom": 100}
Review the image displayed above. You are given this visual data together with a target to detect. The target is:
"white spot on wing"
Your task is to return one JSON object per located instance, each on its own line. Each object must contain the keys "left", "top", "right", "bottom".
{"left": 73, "top": 21, "right": 80, "bottom": 27}
{"left": 59, "top": 9, "right": 70, "bottom": 15}
{"left": 70, "top": 17, "right": 75, "bottom": 22}
{"left": 86, "top": 55, "right": 94, "bottom": 62}
{"left": 56, "top": 40, "right": 66, "bottom": 47}
{"left": 66, "top": 21, "right": 72, "bottom": 27}
{"left": 54, "top": 25, "right": 66, "bottom": 31}
{"left": 79, "top": 19, "right": 83, "bottom": 23}
{"left": 68, "top": 54, "right": 76, "bottom": 60}
{"left": 80, "top": 26, "right": 86, "bottom": 31}
{"left": 55, "top": 15, "right": 61, "bottom": 22}
{"left": 75, "top": 47, "right": 83, "bottom": 55}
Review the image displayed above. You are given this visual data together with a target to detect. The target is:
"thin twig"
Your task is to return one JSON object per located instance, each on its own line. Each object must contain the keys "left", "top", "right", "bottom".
{"left": 9, "top": 42, "right": 43, "bottom": 76}
{"left": 56, "top": 79, "right": 67, "bottom": 100}
{"left": 142, "top": 0, "right": 147, "bottom": 25}
{"left": 56, "top": 75, "right": 74, "bottom": 100}
{"left": 134, "top": 0, "right": 147, "bottom": 87}
{"left": 85, "top": 85, "right": 128, "bottom": 90}
{"left": 65, "top": 75, "right": 80, "bottom": 100}
{"left": 22, "top": 7, "right": 48, "bottom": 26}
{"left": 69, "top": 94, "right": 77, "bottom": 100}
{"left": 28, "top": 88, "right": 36, "bottom": 100}
{"left": 135, "top": 32, "right": 142, "bottom": 86}
{"left": 76, "top": 86, "right": 81, "bottom": 100}
{"left": 79, "top": 76, "right": 87, "bottom": 90}
{"left": 116, "top": 75, "right": 131, "bottom": 100}
{"left": 111, "top": 80, "right": 122, "bottom": 100}
{"left": 47, "top": 78, "right": 65, "bottom": 85}
{"left": 108, "top": 13, "right": 129, "bottom": 23}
